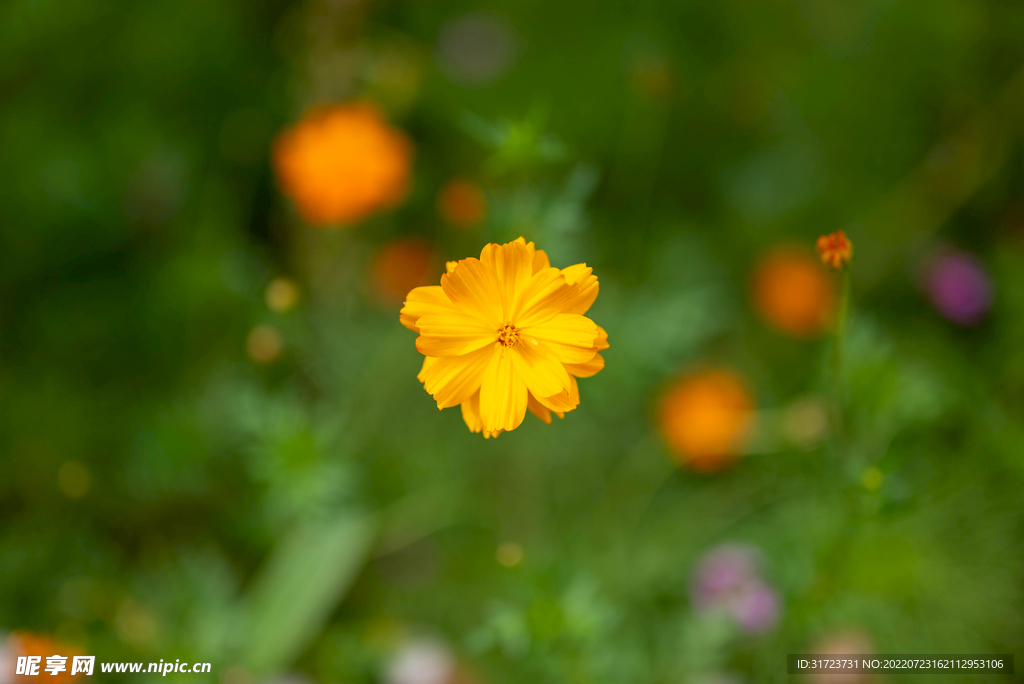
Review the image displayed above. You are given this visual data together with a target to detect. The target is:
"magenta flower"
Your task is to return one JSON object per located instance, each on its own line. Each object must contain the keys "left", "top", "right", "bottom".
{"left": 924, "top": 250, "right": 993, "bottom": 326}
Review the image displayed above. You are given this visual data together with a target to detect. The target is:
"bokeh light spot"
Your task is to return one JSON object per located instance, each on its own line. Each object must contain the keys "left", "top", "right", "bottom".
{"left": 782, "top": 396, "right": 830, "bottom": 448}
{"left": 861, "top": 466, "right": 883, "bottom": 491}
{"left": 57, "top": 461, "right": 92, "bottom": 499}
{"left": 436, "top": 11, "right": 519, "bottom": 86}
{"left": 496, "top": 541, "right": 524, "bottom": 568}
{"left": 246, "top": 325, "right": 284, "bottom": 363}
{"left": 437, "top": 179, "right": 486, "bottom": 228}
{"left": 371, "top": 238, "right": 437, "bottom": 303}
{"left": 265, "top": 277, "right": 300, "bottom": 313}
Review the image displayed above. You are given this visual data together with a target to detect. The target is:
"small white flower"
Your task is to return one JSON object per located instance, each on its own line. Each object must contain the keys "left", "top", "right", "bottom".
{"left": 385, "top": 640, "right": 456, "bottom": 684}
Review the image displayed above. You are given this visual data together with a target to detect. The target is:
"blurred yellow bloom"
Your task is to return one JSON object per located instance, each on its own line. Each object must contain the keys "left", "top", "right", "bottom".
{"left": 437, "top": 178, "right": 486, "bottom": 228}
{"left": 265, "top": 277, "right": 300, "bottom": 313}
{"left": 751, "top": 248, "right": 835, "bottom": 338}
{"left": 400, "top": 238, "right": 607, "bottom": 437}
{"left": 659, "top": 370, "right": 754, "bottom": 473}
{"left": 273, "top": 103, "right": 412, "bottom": 227}
{"left": 371, "top": 238, "right": 437, "bottom": 302}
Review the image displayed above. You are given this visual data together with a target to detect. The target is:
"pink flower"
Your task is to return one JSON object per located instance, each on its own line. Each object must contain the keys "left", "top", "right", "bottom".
{"left": 728, "top": 579, "right": 779, "bottom": 633}
{"left": 690, "top": 543, "right": 781, "bottom": 634}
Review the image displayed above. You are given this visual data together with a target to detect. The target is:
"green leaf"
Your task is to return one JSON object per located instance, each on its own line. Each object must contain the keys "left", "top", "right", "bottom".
{"left": 237, "top": 510, "right": 376, "bottom": 676}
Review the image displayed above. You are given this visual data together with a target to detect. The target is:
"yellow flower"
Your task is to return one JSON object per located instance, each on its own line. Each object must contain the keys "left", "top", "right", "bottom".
{"left": 400, "top": 238, "right": 608, "bottom": 437}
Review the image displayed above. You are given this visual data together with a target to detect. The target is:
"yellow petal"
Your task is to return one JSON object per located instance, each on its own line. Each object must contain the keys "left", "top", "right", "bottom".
{"left": 534, "top": 376, "right": 580, "bottom": 413}
{"left": 417, "top": 355, "right": 438, "bottom": 383}
{"left": 461, "top": 391, "right": 503, "bottom": 437}
{"left": 532, "top": 248, "right": 551, "bottom": 273}
{"left": 420, "top": 344, "right": 496, "bottom": 409}
{"left": 440, "top": 257, "right": 503, "bottom": 327}
{"left": 461, "top": 391, "right": 485, "bottom": 432}
{"left": 510, "top": 335, "right": 571, "bottom": 398}
{"left": 564, "top": 352, "right": 604, "bottom": 378}
{"left": 415, "top": 312, "right": 496, "bottom": 357}
{"left": 513, "top": 267, "right": 576, "bottom": 328}
{"left": 527, "top": 392, "right": 552, "bottom": 424}
{"left": 515, "top": 237, "right": 552, "bottom": 274}
{"left": 445, "top": 260, "right": 458, "bottom": 273}
{"left": 595, "top": 325, "right": 610, "bottom": 350}
{"left": 479, "top": 347, "right": 528, "bottom": 432}
{"left": 522, "top": 313, "right": 599, "bottom": 364}
{"left": 480, "top": 240, "right": 532, "bottom": 320}
{"left": 400, "top": 286, "right": 456, "bottom": 332}
{"left": 561, "top": 264, "right": 599, "bottom": 315}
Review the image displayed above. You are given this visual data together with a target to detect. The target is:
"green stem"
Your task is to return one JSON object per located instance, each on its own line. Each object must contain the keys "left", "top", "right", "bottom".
{"left": 831, "top": 269, "right": 851, "bottom": 442}
{"left": 801, "top": 266, "right": 860, "bottom": 617}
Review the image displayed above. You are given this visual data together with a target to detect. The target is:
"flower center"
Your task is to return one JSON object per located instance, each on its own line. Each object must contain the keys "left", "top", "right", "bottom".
{"left": 497, "top": 323, "right": 521, "bottom": 348}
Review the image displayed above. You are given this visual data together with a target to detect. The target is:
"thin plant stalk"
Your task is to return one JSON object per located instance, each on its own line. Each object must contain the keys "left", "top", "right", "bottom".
{"left": 830, "top": 268, "right": 852, "bottom": 442}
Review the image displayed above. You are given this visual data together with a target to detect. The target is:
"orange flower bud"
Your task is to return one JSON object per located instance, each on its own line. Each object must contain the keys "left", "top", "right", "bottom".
{"left": 816, "top": 230, "right": 853, "bottom": 270}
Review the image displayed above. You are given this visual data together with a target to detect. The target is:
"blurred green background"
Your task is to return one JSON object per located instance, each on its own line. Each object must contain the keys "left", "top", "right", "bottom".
{"left": 3, "top": 0, "right": 1024, "bottom": 682}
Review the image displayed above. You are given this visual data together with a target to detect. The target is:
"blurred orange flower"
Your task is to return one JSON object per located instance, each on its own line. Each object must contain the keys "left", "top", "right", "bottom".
{"left": 816, "top": 230, "right": 853, "bottom": 270}
{"left": 752, "top": 248, "right": 836, "bottom": 337}
{"left": 372, "top": 238, "right": 438, "bottom": 302}
{"left": 438, "top": 179, "right": 486, "bottom": 228}
{"left": 273, "top": 103, "right": 412, "bottom": 227}
{"left": 9, "top": 632, "right": 83, "bottom": 683}
{"left": 659, "top": 370, "right": 754, "bottom": 473}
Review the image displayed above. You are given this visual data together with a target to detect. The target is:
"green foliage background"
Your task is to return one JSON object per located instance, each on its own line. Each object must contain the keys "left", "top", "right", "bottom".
{"left": 2, "top": 0, "right": 1024, "bottom": 682}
